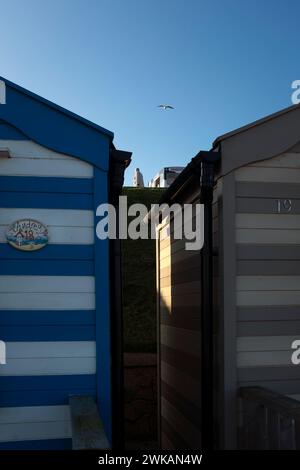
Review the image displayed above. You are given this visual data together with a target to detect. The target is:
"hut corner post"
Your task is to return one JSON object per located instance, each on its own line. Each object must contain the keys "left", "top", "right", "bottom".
{"left": 199, "top": 152, "right": 220, "bottom": 450}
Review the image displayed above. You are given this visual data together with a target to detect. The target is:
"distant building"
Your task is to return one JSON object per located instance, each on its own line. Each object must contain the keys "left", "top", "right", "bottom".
{"left": 132, "top": 167, "right": 144, "bottom": 187}
{"left": 148, "top": 166, "right": 184, "bottom": 188}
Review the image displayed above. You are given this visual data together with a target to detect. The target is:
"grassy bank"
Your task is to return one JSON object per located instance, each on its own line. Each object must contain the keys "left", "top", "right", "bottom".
{"left": 122, "top": 187, "right": 164, "bottom": 352}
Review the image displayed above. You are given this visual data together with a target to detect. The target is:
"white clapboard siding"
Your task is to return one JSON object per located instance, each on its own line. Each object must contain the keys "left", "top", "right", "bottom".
{"left": 235, "top": 167, "right": 300, "bottom": 183}
{"left": 237, "top": 290, "right": 300, "bottom": 306}
{"left": 248, "top": 153, "right": 300, "bottom": 168}
{"left": 0, "top": 208, "right": 93, "bottom": 227}
{"left": 0, "top": 405, "right": 70, "bottom": 424}
{"left": 237, "top": 336, "right": 298, "bottom": 352}
{"left": 0, "top": 158, "right": 93, "bottom": 178}
{"left": 0, "top": 292, "right": 95, "bottom": 310}
{"left": 0, "top": 276, "right": 95, "bottom": 293}
{"left": 237, "top": 350, "right": 292, "bottom": 367}
{"left": 237, "top": 276, "right": 300, "bottom": 291}
{"left": 0, "top": 357, "right": 95, "bottom": 376}
{"left": 0, "top": 208, "right": 94, "bottom": 244}
{"left": 6, "top": 341, "right": 95, "bottom": 357}
{"left": 0, "top": 341, "right": 96, "bottom": 376}
{"left": 0, "top": 421, "right": 71, "bottom": 443}
{"left": 0, "top": 421, "right": 71, "bottom": 442}
{"left": 0, "top": 140, "right": 93, "bottom": 178}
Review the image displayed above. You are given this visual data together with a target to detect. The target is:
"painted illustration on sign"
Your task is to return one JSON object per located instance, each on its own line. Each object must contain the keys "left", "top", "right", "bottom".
{"left": 6, "top": 219, "right": 49, "bottom": 251}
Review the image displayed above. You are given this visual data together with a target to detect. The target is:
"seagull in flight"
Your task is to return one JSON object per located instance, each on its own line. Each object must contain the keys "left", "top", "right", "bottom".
{"left": 157, "top": 104, "right": 174, "bottom": 110}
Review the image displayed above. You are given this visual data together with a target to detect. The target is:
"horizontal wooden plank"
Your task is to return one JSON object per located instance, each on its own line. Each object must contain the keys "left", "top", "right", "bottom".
{"left": 161, "top": 380, "right": 201, "bottom": 430}
{"left": 0, "top": 325, "right": 95, "bottom": 342}
{"left": 0, "top": 139, "right": 87, "bottom": 161}
{"left": 0, "top": 438, "right": 72, "bottom": 450}
{"left": 0, "top": 260, "right": 94, "bottom": 276}
{"left": 235, "top": 167, "right": 300, "bottom": 183}
{"left": 0, "top": 176, "right": 93, "bottom": 194}
{"left": 0, "top": 405, "right": 70, "bottom": 424}
{"left": 161, "top": 361, "right": 201, "bottom": 405}
{"left": 249, "top": 153, "right": 300, "bottom": 168}
{"left": 237, "top": 290, "right": 300, "bottom": 306}
{"left": 160, "top": 267, "right": 201, "bottom": 285}
{"left": 160, "top": 281, "right": 201, "bottom": 298}
{"left": 160, "top": 306, "right": 201, "bottom": 330}
{"left": 0, "top": 244, "right": 94, "bottom": 260}
{"left": 0, "top": 292, "right": 95, "bottom": 310}
{"left": 237, "top": 244, "right": 300, "bottom": 260}
{"left": 160, "top": 325, "right": 201, "bottom": 357}
{"left": 160, "top": 293, "right": 201, "bottom": 309}
{"left": 237, "top": 213, "right": 300, "bottom": 230}
{"left": 237, "top": 260, "right": 300, "bottom": 276}
{"left": 237, "top": 336, "right": 298, "bottom": 352}
{"left": 161, "top": 344, "right": 201, "bottom": 380}
{"left": 238, "top": 366, "right": 300, "bottom": 382}
{"left": 0, "top": 309, "right": 95, "bottom": 326}
{"left": 236, "top": 181, "right": 300, "bottom": 199}
{"left": 237, "top": 228, "right": 300, "bottom": 244}
{"left": 0, "top": 276, "right": 95, "bottom": 293}
{"left": 238, "top": 321, "right": 300, "bottom": 337}
{"left": 161, "top": 397, "right": 201, "bottom": 450}
{"left": 237, "top": 350, "right": 292, "bottom": 367}
{"left": 0, "top": 419, "right": 71, "bottom": 443}
{"left": 0, "top": 208, "right": 94, "bottom": 244}
{"left": 237, "top": 197, "right": 300, "bottom": 215}
{"left": 0, "top": 157, "right": 93, "bottom": 178}
{"left": 0, "top": 208, "right": 93, "bottom": 226}
{"left": 0, "top": 226, "right": 94, "bottom": 245}
{"left": 0, "top": 191, "right": 93, "bottom": 210}
{"left": 237, "top": 276, "right": 300, "bottom": 291}
{"left": 237, "top": 306, "right": 300, "bottom": 322}
{"left": 0, "top": 357, "right": 95, "bottom": 376}
{"left": 238, "top": 379, "right": 300, "bottom": 395}
{"left": 0, "top": 374, "right": 95, "bottom": 391}
{"left": 5, "top": 341, "right": 96, "bottom": 358}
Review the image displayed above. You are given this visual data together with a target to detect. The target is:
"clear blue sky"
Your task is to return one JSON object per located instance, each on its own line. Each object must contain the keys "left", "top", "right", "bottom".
{"left": 1, "top": 0, "right": 299, "bottom": 184}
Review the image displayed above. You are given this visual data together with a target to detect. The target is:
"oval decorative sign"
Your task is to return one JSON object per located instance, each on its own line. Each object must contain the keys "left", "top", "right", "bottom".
{"left": 6, "top": 219, "right": 49, "bottom": 251}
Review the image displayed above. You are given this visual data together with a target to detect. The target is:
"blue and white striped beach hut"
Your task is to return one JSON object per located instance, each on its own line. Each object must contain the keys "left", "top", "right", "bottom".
{"left": 0, "top": 77, "right": 131, "bottom": 450}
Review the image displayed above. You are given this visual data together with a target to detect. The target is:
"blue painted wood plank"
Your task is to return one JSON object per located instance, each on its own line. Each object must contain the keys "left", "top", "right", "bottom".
{"left": 0, "top": 374, "right": 96, "bottom": 391}
{"left": 0, "top": 259, "right": 94, "bottom": 275}
{"left": 0, "top": 439, "right": 72, "bottom": 450}
{"left": 0, "top": 176, "right": 93, "bottom": 193}
{"left": 0, "top": 191, "right": 93, "bottom": 209}
{"left": 0, "top": 325, "right": 95, "bottom": 341}
{"left": 0, "top": 390, "right": 96, "bottom": 408}
{"left": 0, "top": 310, "right": 96, "bottom": 325}
{"left": 0, "top": 244, "right": 94, "bottom": 260}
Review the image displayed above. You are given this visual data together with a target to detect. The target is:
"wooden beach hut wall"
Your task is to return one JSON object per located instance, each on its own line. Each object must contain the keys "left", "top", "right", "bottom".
{"left": 156, "top": 103, "right": 300, "bottom": 450}
{"left": 0, "top": 77, "right": 131, "bottom": 449}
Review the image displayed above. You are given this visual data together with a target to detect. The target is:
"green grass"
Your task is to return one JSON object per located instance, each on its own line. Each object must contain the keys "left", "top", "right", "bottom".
{"left": 122, "top": 187, "right": 164, "bottom": 352}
